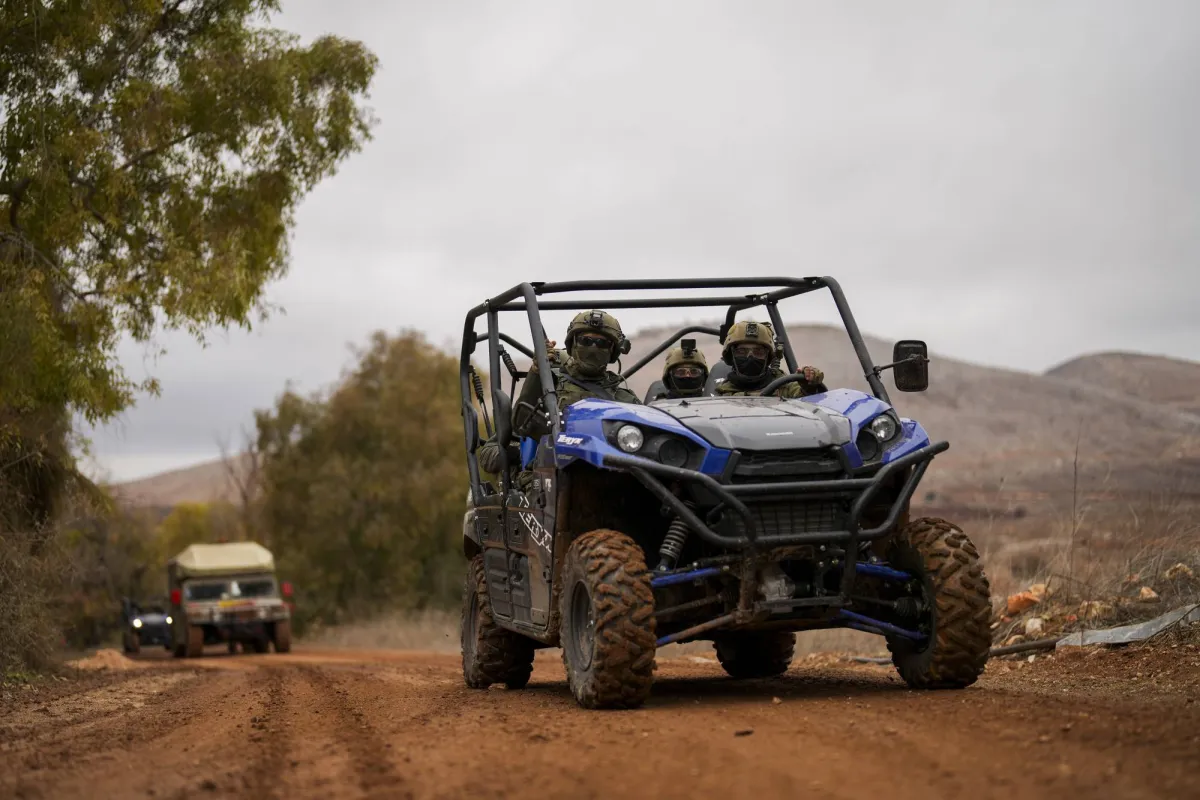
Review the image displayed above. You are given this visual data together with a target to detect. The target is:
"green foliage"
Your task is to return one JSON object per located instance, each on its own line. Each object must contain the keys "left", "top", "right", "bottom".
{"left": 255, "top": 330, "right": 467, "bottom": 630}
{"left": 153, "top": 500, "right": 242, "bottom": 564}
{"left": 0, "top": 0, "right": 378, "bottom": 434}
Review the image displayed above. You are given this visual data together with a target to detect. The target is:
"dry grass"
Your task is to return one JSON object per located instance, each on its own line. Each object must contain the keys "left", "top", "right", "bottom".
{"left": 982, "top": 480, "right": 1200, "bottom": 645}
{"left": 0, "top": 530, "right": 65, "bottom": 676}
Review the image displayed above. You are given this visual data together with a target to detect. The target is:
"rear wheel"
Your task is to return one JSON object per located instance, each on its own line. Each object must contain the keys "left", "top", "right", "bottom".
{"left": 461, "top": 555, "right": 535, "bottom": 689}
{"left": 558, "top": 529, "right": 656, "bottom": 709}
{"left": 886, "top": 517, "right": 992, "bottom": 689}
{"left": 272, "top": 620, "right": 292, "bottom": 653}
{"left": 713, "top": 631, "right": 795, "bottom": 679}
{"left": 185, "top": 625, "right": 204, "bottom": 658}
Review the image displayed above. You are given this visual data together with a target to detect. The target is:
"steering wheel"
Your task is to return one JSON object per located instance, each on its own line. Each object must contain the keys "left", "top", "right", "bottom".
{"left": 759, "top": 372, "right": 828, "bottom": 397}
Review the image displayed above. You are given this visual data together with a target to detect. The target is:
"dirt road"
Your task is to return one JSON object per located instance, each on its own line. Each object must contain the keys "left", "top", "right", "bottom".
{"left": 2, "top": 640, "right": 1198, "bottom": 800}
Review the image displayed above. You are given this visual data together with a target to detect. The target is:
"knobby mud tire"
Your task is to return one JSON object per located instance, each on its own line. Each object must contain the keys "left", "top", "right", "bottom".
{"left": 559, "top": 529, "right": 657, "bottom": 710}
{"left": 185, "top": 625, "right": 204, "bottom": 658}
{"left": 273, "top": 620, "right": 292, "bottom": 653}
{"left": 886, "top": 517, "right": 992, "bottom": 689}
{"left": 713, "top": 631, "right": 795, "bottom": 679}
{"left": 461, "top": 555, "right": 536, "bottom": 690}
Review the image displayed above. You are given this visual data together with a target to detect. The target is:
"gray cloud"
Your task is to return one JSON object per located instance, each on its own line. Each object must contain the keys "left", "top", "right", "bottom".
{"left": 81, "top": 0, "right": 1200, "bottom": 481}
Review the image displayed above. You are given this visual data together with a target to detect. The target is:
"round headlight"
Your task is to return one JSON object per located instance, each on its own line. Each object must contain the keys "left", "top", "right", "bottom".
{"left": 615, "top": 424, "right": 644, "bottom": 453}
{"left": 869, "top": 415, "right": 898, "bottom": 442}
{"left": 166, "top": 616, "right": 173, "bottom": 625}
{"left": 132, "top": 618, "right": 143, "bottom": 628}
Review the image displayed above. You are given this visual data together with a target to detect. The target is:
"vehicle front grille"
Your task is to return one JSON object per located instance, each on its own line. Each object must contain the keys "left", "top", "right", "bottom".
{"left": 722, "top": 499, "right": 847, "bottom": 539}
{"left": 731, "top": 448, "right": 843, "bottom": 481}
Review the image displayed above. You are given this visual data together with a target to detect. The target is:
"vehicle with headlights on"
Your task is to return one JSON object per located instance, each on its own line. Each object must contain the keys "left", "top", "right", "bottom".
{"left": 458, "top": 277, "right": 993, "bottom": 710}
{"left": 120, "top": 597, "right": 172, "bottom": 655}
{"left": 167, "top": 542, "right": 293, "bottom": 658}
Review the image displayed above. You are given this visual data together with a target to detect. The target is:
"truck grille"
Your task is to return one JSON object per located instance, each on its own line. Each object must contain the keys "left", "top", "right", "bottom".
{"left": 731, "top": 448, "right": 843, "bottom": 481}
{"left": 723, "top": 499, "right": 846, "bottom": 539}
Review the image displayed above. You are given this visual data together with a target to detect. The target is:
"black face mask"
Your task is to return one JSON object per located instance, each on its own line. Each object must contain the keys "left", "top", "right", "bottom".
{"left": 668, "top": 372, "right": 705, "bottom": 395}
{"left": 732, "top": 354, "right": 768, "bottom": 380}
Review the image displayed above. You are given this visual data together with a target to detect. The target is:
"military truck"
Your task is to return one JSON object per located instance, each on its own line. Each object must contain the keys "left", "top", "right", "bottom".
{"left": 167, "top": 542, "right": 293, "bottom": 658}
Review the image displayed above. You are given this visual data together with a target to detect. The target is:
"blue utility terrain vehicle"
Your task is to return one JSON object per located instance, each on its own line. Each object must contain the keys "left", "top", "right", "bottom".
{"left": 459, "top": 278, "right": 991, "bottom": 709}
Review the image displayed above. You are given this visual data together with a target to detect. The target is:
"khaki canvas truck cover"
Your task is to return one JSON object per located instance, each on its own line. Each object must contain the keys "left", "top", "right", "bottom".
{"left": 168, "top": 542, "right": 275, "bottom": 580}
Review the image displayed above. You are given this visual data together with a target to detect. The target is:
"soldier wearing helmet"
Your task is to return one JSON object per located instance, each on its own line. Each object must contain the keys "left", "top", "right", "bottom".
{"left": 651, "top": 339, "right": 710, "bottom": 400}
{"left": 502, "top": 310, "right": 640, "bottom": 445}
{"left": 478, "top": 311, "right": 638, "bottom": 489}
{"left": 714, "top": 320, "right": 825, "bottom": 398}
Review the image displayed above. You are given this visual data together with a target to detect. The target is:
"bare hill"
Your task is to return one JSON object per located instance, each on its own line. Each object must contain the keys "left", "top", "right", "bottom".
{"left": 110, "top": 453, "right": 252, "bottom": 507}
{"left": 1046, "top": 351, "right": 1200, "bottom": 417}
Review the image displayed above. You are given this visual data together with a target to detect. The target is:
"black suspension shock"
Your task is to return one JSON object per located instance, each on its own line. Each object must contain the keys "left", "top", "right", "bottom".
{"left": 657, "top": 506, "right": 694, "bottom": 571}
{"left": 499, "top": 346, "right": 519, "bottom": 378}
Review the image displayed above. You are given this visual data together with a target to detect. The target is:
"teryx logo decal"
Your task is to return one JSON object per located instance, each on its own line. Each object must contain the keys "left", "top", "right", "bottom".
{"left": 511, "top": 494, "right": 552, "bottom": 554}
{"left": 556, "top": 434, "right": 584, "bottom": 446}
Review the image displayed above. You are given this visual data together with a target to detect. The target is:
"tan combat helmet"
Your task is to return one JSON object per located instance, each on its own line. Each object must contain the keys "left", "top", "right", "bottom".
{"left": 663, "top": 340, "right": 709, "bottom": 377}
{"left": 564, "top": 310, "right": 631, "bottom": 364}
{"left": 720, "top": 320, "right": 777, "bottom": 365}
{"left": 663, "top": 339, "right": 709, "bottom": 395}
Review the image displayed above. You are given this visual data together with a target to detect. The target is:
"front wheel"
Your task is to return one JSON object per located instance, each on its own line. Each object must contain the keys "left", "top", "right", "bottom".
{"left": 272, "top": 620, "right": 292, "bottom": 653}
{"left": 461, "top": 555, "right": 535, "bottom": 689}
{"left": 559, "top": 529, "right": 657, "bottom": 709}
{"left": 886, "top": 517, "right": 992, "bottom": 689}
{"left": 185, "top": 625, "right": 205, "bottom": 658}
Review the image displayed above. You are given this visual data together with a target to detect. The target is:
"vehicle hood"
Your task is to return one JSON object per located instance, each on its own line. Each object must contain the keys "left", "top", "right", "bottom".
{"left": 651, "top": 396, "right": 852, "bottom": 450}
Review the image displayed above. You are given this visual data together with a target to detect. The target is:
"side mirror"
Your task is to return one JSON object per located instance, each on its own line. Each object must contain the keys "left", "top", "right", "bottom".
{"left": 892, "top": 340, "right": 930, "bottom": 392}
{"left": 170, "top": 588, "right": 182, "bottom": 605}
{"left": 281, "top": 581, "right": 293, "bottom": 598}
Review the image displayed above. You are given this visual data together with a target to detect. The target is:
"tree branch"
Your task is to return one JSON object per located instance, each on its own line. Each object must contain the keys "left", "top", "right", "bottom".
{"left": 1, "top": 178, "right": 33, "bottom": 231}
{"left": 117, "top": 130, "right": 201, "bottom": 172}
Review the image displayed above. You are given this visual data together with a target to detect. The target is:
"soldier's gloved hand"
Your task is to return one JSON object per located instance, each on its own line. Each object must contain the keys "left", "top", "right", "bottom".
{"left": 797, "top": 365, "right": 824, "bottom": 384}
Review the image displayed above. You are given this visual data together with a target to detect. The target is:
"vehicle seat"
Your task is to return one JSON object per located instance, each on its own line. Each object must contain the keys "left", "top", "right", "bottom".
{"left": 705, "top": 361, "right": 731, "bottom": 393}
{"left": 643, "top": 380, "right": 668, "bottom": 404}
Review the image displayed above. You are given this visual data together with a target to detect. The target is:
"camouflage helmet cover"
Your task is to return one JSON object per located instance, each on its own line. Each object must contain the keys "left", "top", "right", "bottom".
{"left": 564, "top": 309, "right": 631, "bottom": 363}
{"left": 663, "top": 340, "right": 709, "bottom": 376}
{"left": 721, "top": 320, "right": 776, "bottom": 364}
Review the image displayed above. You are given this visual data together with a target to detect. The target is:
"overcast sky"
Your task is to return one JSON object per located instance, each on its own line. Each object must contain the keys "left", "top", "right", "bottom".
{"left": 80, "top": 0, "right": 1200, "bottom": 482}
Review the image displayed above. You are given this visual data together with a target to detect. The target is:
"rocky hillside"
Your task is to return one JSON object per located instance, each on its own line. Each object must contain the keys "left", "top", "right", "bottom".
{"left": 1046, "top": 352, "right": 1200, "bottom": 418}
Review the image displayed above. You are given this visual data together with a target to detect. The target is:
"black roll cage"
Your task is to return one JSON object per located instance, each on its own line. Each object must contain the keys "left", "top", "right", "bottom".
{"left": 460, "top": 277, "right": 895, "bottom": 500}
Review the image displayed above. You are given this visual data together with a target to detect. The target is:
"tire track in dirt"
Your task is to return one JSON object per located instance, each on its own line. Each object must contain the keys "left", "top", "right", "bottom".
{"left": 300, "top": 665, "right": 411, "bottom": 799}
{"left": 240, "top": 667, "right": 291, "bottom": 799}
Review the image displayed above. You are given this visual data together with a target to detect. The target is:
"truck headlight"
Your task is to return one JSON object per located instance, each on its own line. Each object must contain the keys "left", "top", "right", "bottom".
{"left": 166, "top": 616, "right": 173, "bottom": 625}
{"left": 132, "top": 618, "right": 143, "bottom": 629}
{"left": 869, "top": 415, "right": 898, "bottom": 442}
{"left": 615, "top": 424, "right": 644, "bottom": 453}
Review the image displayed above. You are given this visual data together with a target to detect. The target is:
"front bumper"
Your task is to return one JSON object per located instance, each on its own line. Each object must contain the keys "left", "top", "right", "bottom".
{"left": 135, "top": 626, "right": 171, "bottom": 645}
{"left": 606, "top": 440, "right": 948, "bottom": 549}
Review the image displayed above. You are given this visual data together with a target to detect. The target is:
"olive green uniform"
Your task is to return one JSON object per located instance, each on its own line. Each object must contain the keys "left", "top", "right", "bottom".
{"left": 475, "top": 311, "right": 638, "bottom": 490}
{"left": 717, "top": 320, "right": 825, "bottom": 398}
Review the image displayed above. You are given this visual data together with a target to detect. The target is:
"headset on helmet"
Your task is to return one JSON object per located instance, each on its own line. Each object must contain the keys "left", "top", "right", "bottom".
{"left": 564, "top": 309, "right": 631, "bottom": 364}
